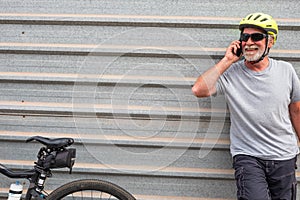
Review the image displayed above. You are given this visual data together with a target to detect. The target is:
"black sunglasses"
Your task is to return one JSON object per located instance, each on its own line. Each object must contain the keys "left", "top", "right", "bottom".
{"left": 240, "top": 33, "right": 267, "bottom": 42}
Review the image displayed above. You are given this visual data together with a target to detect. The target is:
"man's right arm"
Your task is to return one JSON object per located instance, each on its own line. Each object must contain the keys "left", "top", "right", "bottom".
{"left": 192, "top": 40, "right": 241, "bottom": 97}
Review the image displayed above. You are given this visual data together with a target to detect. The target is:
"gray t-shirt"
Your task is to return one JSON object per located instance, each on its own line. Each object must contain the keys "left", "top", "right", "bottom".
{"left": 216, "top": 58, "right": 300, "bottom": 160}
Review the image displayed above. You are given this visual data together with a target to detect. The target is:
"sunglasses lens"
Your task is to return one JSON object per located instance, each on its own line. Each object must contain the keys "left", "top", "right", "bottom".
{"left": 240, "top": 34, "right": 250, "bottom": 42}
{"left": 251, "top": 33, "right": 265, "bottom": 41}
{"left": 240, "top": 33, "right": 266, "bottom": 42}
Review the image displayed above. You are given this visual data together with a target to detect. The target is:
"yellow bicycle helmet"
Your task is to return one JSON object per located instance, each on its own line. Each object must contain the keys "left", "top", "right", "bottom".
{"left": 239, "top": 13, "right": 278, "bottom": 44}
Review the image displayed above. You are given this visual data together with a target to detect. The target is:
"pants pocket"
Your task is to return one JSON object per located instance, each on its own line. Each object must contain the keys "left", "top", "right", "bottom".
{"left": 234, "top": 166, "right": 244, "bottom": 199}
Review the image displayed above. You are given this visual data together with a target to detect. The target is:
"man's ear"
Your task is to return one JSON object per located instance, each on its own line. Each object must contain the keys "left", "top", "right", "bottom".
{"left": 268, "top": 36, "right": 275, "bottom": 48}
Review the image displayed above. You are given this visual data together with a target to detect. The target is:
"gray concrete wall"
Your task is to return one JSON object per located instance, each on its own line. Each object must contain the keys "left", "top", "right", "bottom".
{"left": 0, "top": 0, "right": 299, "bottom": 199}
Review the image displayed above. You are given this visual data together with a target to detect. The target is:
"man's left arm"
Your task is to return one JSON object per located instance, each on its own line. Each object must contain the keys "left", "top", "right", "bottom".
{"left": 289, "top": 101, "right": 300, "bottom": 140}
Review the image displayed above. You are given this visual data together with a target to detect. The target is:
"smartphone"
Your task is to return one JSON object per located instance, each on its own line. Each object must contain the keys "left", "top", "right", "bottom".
{"left": 232, "top": 39, "right": 242, "bottom": 57}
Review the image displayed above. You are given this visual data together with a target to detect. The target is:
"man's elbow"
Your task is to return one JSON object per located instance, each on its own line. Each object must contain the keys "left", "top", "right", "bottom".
{"left": 192, "top": 85, "right": 211, "bottom": 98}
{"left": 290, "top": 102, "right": 300, "bottom": 116}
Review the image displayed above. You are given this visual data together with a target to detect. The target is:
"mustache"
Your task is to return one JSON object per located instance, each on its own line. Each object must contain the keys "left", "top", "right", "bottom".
{"left": 244, "top": 45, "right": 259, "bottom": 50}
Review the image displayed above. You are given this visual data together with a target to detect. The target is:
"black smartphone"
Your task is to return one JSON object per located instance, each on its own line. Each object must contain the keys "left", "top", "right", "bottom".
{"left": 232, "top": 39, "right": 242, "bottom": 57}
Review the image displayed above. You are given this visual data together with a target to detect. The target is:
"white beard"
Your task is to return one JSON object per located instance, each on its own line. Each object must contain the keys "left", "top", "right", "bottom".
{"left": 243, "top": 45, "right": 264, "bottom": 62}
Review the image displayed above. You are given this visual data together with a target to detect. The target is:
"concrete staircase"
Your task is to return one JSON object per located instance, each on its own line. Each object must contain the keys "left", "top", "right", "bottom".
{"left": 0, "top": 0, "right": 299, "bottom": 199}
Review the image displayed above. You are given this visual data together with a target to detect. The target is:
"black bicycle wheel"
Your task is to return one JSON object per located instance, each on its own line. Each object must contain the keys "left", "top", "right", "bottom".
{"left": 46, "top": 179, "right": 136, "bottom": 200}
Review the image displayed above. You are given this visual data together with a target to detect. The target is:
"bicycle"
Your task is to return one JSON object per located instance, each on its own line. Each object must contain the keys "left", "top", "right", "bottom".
{"left": 0, "top": 136, "right": 136, "bottom": 200}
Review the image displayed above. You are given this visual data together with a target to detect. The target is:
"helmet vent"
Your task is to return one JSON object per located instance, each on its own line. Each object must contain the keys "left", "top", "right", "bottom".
{"left": 260, "top": 18, "right": 268, "bottom": 22}
{"left": 254, "top": 14, "right": 261, "bottom": 20}
{"left": 247, "top": 15, "right": 253, "bottom": 20}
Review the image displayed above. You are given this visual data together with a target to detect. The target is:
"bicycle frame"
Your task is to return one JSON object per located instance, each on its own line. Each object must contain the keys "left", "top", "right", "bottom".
{"left": 0, "top": 164, "right": 35, "bottom": 179}
{"left": 0, "top": 136, "right": 136, "bottom": 200}
{"left": 0, "top": 158, "right": 53, "bottom": 199}
{"left": 0, "top": 136, "right": 76, "bottom": 200}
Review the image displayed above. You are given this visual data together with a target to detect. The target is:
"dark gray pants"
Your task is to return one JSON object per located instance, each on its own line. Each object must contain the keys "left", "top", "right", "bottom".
{"left": 233, "top": 155, "right": 297, "bottom": 200}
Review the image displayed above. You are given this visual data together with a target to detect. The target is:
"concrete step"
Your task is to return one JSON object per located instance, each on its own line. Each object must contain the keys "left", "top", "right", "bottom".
{"left": 0, "top": 100, "right": 228, "bottom": 120}
{"left": 0, "top": 13, "right": 299, "bottom": 28}
{"left": 1, "top": 158, "right": 300, "bottom": 199}
{"left": 0, "top": 130, "right": 231, "bottom": 168}
{"left": 0, "top": 0, "right": 299, "bottom": 21}
{"left": 0, "top": 42, "right": 299, "bottom": 59}
{"left": 0, "top": 159, "right": 236, "bottom": 199}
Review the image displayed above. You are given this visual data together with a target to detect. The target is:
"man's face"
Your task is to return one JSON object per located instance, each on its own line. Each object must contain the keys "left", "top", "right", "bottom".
{"left": 242, "top": 28, "right": 267, "bottom": 62}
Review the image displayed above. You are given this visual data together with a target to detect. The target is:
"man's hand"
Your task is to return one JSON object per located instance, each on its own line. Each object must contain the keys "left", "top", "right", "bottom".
{"left": 192, "top": 40, "right": 242, "bottom": 97}
{"left": 226, "top": 40, "right": 242, "bottom": 61}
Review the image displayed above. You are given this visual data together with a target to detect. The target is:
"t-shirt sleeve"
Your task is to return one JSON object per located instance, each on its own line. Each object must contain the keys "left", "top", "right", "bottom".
{"left": 214, "top": 61, "right": 242, "bottom": 97}
{"left": 215, "top": 76, "right": 226, "bottom": 96}
{"left": 215, "top": 66, "right": 233, "bottom": 97}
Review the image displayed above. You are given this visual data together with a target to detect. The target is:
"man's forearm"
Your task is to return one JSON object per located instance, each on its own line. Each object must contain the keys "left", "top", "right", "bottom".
{"left": 192, "top": 57, "right": 234, "bottom": 97}
{"left": 289, "top": 102, "right": 300, "bottom": 140}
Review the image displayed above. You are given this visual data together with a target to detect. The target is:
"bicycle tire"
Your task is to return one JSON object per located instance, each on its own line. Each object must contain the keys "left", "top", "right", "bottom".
{"left": 46, "top": 179, "right": 136, "bottom": 200}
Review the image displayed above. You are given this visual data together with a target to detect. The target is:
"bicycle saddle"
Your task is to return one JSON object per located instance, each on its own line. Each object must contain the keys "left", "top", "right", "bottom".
{"left": 26, "top": 136, "right": 74, "bottom": 149}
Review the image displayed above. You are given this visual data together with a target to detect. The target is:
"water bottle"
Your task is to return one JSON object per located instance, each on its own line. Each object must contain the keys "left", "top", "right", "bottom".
{"left": 7, "top": 181, "right": 23, "bottom": 200}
